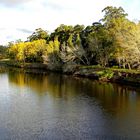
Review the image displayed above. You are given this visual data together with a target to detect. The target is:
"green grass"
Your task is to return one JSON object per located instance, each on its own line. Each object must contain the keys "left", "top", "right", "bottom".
{"left": 79, "top": 65, "right": 140, "bottom": 74}
{"left": 96, "top": 69, "right": 114, "bottom": 79}
{"left": 79, "top": 65, "right": 103, "bottom": 69}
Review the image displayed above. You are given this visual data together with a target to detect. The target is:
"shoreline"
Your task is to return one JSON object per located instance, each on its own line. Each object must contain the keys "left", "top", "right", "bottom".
{"left": 1, "top": 60, "right": 140, "bottom": 87}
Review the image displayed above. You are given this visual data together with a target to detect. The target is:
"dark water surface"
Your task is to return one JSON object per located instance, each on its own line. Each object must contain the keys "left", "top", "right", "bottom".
{"left": 0, "top": 66, "right": 140, "bottom": 139}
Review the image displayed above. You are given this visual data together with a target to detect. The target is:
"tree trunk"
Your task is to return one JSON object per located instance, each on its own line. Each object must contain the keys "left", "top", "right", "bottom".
{"left": 128, "top": 63, "right": 131, "bottom": 69}
{"left": 123, "top": 63, "right": 125, "bottom": 69}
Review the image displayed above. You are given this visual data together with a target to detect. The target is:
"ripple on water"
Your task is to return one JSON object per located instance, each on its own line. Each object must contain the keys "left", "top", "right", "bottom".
{"left": 0, "top": 69, "right": 140, "bottom": 139}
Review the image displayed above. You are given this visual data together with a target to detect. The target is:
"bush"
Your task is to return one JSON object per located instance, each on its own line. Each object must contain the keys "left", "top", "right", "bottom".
{"left": 97, "top": 70, "right": 114, "bottom": 79}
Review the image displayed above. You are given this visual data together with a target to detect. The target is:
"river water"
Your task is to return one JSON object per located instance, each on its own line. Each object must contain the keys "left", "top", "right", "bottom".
{"left": 0, "top": 66, "right": 140, "bottom": 139}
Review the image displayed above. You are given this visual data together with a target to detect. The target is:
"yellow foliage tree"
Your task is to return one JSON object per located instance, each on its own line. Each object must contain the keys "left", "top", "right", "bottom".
{"left": 8, "top": 39, "right": 47, "bottom": 63}
{"left": 43, "top": 37, "right": 60, "bottom": 64}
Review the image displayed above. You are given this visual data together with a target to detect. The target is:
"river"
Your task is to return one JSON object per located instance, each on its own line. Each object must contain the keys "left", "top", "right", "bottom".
{"left": 0, "top": 66, "right": 140, "bottom": 139}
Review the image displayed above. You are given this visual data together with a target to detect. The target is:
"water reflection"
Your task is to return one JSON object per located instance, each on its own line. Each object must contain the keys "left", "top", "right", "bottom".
{"left": 0, "top": 67, "right": 140, "bottom": 139}
{"left": 0, "top": 65, "right": 7, "bottom": 73}
{"left": 8, "top": 69, "right": 140, "bottom": 116}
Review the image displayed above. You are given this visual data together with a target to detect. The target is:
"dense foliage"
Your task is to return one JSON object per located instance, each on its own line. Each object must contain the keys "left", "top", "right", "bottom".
{"left": 0, "top": 45, "right": 7, "bottom": 59}
{"left": 7, "top": 6, "right": 140, "bottom": 69}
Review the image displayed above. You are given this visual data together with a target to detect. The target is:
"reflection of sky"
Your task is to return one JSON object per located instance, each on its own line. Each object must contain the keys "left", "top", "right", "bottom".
{"left": 0, "top": 71, "right": 140, "bottom": 138}
{"left": 0, "top": 74, "right": 10, "bottom": 99}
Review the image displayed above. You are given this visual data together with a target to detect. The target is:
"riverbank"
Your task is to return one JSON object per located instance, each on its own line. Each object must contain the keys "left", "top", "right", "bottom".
{"left": 1, "top": 59, "right": 140, "bottom": 86}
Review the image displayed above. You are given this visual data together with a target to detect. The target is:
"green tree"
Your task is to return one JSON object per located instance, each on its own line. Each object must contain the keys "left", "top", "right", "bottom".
{"left": 50, "top": 24, "right": 73, "bottom": 44}
{"left": 86, "top": 22, "right": 113, "bottom": 66}
{"left": 43, "top": 36, "right": 61, "bottom": 65}
{"left": 102, "top": 6, "right": 140, "bottom": 69}
{"left": 28, "top": 28, "right": 49, "bottom": 42}
{"left": 0, "top": 45, "right": 7, "bottom": 59}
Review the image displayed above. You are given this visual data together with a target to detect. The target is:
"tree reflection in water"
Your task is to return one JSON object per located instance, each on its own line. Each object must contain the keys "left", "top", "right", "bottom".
{"left": 8, "top": 68, "right": 140, "bottom": 117}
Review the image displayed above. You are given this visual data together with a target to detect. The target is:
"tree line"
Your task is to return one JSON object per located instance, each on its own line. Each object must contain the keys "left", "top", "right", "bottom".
{"left": 7, "top": 6, "right": 140, "bottom": 69}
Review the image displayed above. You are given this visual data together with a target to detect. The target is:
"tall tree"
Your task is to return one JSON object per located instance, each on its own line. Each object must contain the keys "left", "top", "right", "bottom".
{"left": 50, "top": 24, "right": 73, "bottom": 44}
{"left": 101, "top": 6, "right": 140, "bottom": 69}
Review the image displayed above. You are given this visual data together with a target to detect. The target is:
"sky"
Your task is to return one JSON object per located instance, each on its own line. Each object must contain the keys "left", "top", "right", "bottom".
{"left": 0, "top": 0, "right": 139, "bottom": 45}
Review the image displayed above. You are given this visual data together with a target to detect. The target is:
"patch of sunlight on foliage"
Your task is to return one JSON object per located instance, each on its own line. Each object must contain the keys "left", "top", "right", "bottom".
{"left": 8, "top": 39, "right": 47, "bottom": 63}
{"left": 97, "top": 70, "right": 114, "bottom": 79}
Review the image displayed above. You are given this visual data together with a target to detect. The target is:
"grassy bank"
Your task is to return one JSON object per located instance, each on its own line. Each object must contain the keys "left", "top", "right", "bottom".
{"left": 0, "top": 59, "right": 48, "bottom": 69}
{"left": 1, "top": 59, "right": 140, "bottom": 86}
{"left": 73, "top": 65, "right": 140, "bottom": 86}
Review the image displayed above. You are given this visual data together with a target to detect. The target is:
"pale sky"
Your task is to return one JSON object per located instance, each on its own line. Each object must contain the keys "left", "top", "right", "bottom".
{"left": 0, "top": 0, "right": 139, "bottom": 45}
